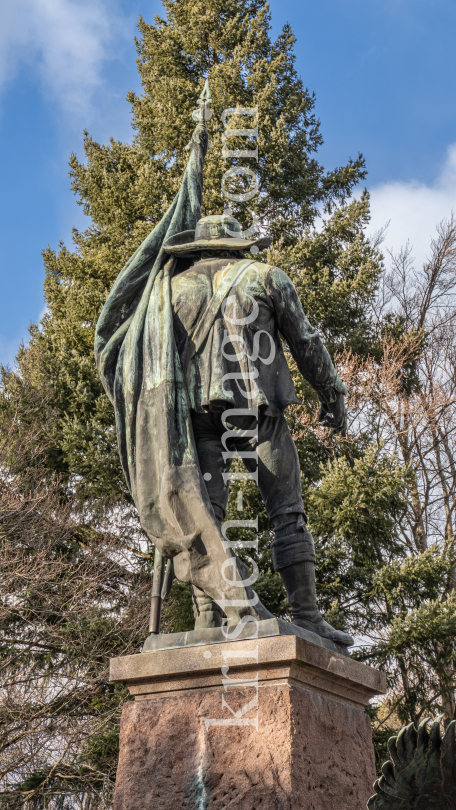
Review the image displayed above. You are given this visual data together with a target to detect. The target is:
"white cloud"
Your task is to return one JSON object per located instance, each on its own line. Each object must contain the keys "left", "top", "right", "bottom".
{"left": 367, "top": 144, "right": 456, "bottom": 267}
{"left": 0, "top": 0, "right": 133, "bottom": 119}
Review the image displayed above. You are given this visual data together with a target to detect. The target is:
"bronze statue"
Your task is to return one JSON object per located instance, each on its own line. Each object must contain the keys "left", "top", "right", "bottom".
{"left": 94, "top": 83, "right": 353, "bottom": 647}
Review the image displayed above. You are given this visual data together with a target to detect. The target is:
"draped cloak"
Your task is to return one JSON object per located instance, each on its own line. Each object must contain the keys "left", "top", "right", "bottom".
{"left": 94, "top": 123, "right": 235, "bottom": 577}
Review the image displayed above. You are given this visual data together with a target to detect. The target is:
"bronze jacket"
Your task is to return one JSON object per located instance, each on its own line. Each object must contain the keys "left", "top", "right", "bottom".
{"left": 171, "top": 257, "right": 347, "bottom": 416}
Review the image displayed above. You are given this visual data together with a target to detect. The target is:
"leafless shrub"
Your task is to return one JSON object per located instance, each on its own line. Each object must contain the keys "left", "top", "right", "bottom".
{"left": 0, "top": 369, "right": 156, "bottom": 809}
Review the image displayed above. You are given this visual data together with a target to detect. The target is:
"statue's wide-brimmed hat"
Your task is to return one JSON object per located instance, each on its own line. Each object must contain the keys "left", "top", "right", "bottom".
{"left": 163, "top": 214, "right": 272, "bottom": 256}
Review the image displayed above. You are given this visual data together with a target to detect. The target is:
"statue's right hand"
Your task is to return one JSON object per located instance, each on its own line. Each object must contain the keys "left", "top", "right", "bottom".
{"left": 318, "top": 394, "right": 347, "bottom": 437}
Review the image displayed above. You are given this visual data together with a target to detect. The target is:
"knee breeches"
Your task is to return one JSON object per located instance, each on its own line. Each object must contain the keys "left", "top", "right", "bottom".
{"left": 191, "top": 408, "right": 316, "bottom": 571}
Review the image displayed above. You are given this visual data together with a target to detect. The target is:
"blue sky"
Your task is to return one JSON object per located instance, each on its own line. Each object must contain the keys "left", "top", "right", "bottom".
{"left": 1, "top": 0, "right": 456, "bottom": 366}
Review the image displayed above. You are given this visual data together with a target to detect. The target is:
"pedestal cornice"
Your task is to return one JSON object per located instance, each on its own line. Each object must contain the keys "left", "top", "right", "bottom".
{"left": 110, "top": 633, "right": 386, "bottom": 710}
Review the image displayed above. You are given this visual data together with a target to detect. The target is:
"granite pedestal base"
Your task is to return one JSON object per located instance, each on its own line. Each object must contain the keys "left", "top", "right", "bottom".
{"left": 110, "top": 633, "right": 386, "bottom": 810}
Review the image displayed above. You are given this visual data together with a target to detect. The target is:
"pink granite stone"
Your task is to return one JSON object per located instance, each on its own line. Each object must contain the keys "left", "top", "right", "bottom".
{"left": 113, "top": 683, "right": 376, "bottom": 810}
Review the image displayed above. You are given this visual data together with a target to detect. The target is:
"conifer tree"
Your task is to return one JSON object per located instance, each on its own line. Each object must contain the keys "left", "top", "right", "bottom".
{"left": 1, "top": 2, "right": 396, "bottom": 802}
{"left": 1, "top": 0, "right": 385, "bottom": 643}
{"left": 2, "top": 0, "right": 378, "bottom": 502}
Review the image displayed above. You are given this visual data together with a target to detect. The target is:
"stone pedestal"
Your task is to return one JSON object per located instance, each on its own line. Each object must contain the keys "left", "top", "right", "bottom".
{"left": 110, "top": 632, "right": 386, "bottom": 810}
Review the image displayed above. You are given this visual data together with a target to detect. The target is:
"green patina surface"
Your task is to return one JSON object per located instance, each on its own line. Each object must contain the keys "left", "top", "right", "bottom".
{"left": 93, "top": 104, "right": 347, "bottom": 633}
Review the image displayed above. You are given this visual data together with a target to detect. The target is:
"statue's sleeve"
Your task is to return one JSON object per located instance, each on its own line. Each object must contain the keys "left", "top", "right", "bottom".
{"left": 266, "top": 266, "right": 348, "bottom": 405}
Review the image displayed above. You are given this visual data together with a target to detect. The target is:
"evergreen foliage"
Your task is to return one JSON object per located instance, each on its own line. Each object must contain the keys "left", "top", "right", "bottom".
{"left": 3, "top": 0, "right": 373, "bottom": 503}
{"left": 1, "top": 1, "right": 455, "bottom": 806}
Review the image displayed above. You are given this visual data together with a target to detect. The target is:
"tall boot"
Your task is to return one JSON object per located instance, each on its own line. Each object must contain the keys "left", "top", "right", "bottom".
{"left": 279, "top": 560, "right": 354, "bottom": 647}
{"left": 192, "top": 585, "right": 223, "bottom": 629}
